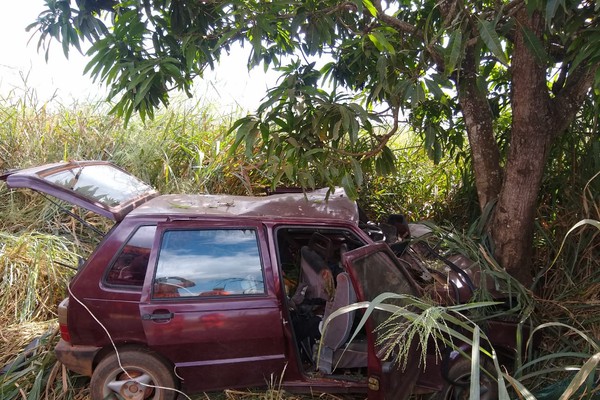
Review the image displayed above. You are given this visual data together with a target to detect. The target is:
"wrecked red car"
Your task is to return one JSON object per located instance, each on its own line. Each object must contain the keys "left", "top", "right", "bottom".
{"left": 1, "top": 160, "right": 523, "bottom": 400}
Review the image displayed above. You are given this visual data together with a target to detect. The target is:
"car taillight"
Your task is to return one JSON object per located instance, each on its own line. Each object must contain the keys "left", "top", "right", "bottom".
{"left": 58, "top": 297, "right": 71, "bottom": 342}
{"left": 59, "top": 323, "right": 71, "bottom": 342}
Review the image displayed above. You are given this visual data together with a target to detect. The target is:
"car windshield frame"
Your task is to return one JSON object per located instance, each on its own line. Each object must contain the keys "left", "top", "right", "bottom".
{"left": 0, "top": 161, "right": 158, "bottom": 221}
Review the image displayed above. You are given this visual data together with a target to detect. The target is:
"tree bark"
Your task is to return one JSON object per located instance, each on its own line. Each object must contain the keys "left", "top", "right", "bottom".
{"left": 376, "top": 3, "right": 597, "bottom": 286}
{"left": 491, "top": 9, "right": 553, "bottom": 285}
{"left": 456, "top": 49, "right": 503, "bottom": 210}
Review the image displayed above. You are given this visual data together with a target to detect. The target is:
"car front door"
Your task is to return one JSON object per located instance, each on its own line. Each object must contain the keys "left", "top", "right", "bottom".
{"left": 139, "top": 220, "right": 288, "bottom": 393}
{"left": 342, "top": 243, "right": 423, "bottom": 400}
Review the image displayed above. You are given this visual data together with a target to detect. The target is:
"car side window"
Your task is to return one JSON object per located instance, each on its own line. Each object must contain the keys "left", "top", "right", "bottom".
{"left": 152, "top": 228, "right": 265, "bottom": 299}
{"left": 105, "top": 225, "right": 156, "bottom": 288}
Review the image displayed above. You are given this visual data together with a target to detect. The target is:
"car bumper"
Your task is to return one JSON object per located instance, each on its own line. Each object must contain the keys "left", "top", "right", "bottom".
{"left": 55, "top": 339, "right": 101, "bottom": 377}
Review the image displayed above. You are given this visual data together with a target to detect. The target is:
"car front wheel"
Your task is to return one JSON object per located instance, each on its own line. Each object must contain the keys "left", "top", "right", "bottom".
{"left": 90, "top": 349, "right": 178, "bottom": 400}
{"left": 436, "top": 358, "right": 498, "bottom": 400}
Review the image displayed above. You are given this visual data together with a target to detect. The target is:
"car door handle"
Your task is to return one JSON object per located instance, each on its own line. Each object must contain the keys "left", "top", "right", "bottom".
{"left": 142, "top": 312, "right": 174, "bottom": 321}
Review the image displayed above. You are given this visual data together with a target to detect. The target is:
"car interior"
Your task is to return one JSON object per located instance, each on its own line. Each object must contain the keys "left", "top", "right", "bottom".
{"left": 275, "top": 227, "right": 369, "bottom": 378}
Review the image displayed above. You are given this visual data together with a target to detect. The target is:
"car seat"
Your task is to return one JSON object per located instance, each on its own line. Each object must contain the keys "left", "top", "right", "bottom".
{"left": 296, "top": 245, "right": 335, "bottom": 304}
{"left": 316, "top": 271, "right": 368, "bottom": 374}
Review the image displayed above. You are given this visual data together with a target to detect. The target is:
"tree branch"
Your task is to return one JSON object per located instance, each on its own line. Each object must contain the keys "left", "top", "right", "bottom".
{"left": 371, "top": 0, "right": 447, "bottom": 70}
{"left": 550, "top": 65, "right": 599, "bottom": 136}
{"left": 371, "top": 0, "right": 417, "bottom": 34}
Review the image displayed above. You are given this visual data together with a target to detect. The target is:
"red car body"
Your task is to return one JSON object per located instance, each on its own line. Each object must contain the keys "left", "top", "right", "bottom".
{"left": 1, "top": 161, "right": 522, "bottom": 400}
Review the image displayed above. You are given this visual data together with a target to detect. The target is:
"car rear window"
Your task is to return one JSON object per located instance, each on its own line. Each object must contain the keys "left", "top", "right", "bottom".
{"left": 43, "top": 164, "right": 152, "bottom": 207}
{"left": 152, "top": 228, "right": 265, "bottom": 298}
{"left": 105, "top": 225, "right": 156, "bottom": 288}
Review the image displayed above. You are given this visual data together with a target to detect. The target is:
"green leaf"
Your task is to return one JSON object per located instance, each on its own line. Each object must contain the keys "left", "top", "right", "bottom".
{"left": 230, "top": 118, "right": 258, "bottom": 155}
{"left": 411, "top": 81, "right": 426, "bottom": 109}
{"left": 350, "top": 158, "right": 364, "bottom": 187}
{"left": 545, "top": 0, "right": 564, "bottom": 23}
{"left": 425, "top": 77, "right": 445, "bottom": 99}
{"left": 339, "top": 106, "right": 351, "bottom": 134}
{"left": 283, "top": 163, "right": 294, "bottom": 182}
{"left": 341, "top": 172, "right": 359, "bottom": 199}
{"left": 445, "top": 29, "right": 463, "bottom": 74}
{"left": 478, "top": 19, "right": 508, "bottom": 65}
{"left": 215, "top": 28, "right": 239, "bottom": 49}
{"left": 569, "top": 43, "right": 595, "bottom": 73}
{"left": 368, "top": 31, "right": 395, "bottom": 54}
{"left": 332, "top": 119, "right": 342, "bottom": 140}
{"left": 305, "top": 148, "right": 324, "bottom": 157}
{"left": 520, "top": 25, "right": 550, "bottom": 65}
{"left": 363, "top": 0, "right": 377, "bottom": 17}
{"left": 132, "top": 78, "right": 154, "bottom": 108}
{"left": 161, "top": 61, "right": 181, "bottom": 77}
{"left": 184, "top": 43, "right": 197, "bottom": 70}
{"left": 347, "top": 103, "right": 369, "bottom": 124}
{"left": 376, "top": 55, "right": 388, "bottom": 81}
{"left": 61, "top": 24, "right": 70, "bottom": 58}
{"left": 375, "top": 146, "right": 396, "bottom": 175}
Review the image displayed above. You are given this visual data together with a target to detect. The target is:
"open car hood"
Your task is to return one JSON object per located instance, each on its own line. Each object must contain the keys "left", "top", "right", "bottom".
{"left": 0, "top": 161, "right": 158, "bottom": 221}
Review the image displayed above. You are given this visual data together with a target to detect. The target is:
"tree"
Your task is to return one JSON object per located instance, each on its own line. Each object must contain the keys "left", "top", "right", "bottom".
{"left": 28, "top": 0, "right": 600, "bottom": 285}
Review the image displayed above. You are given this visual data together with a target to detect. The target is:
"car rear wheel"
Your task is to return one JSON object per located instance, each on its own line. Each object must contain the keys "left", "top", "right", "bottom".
{"left": 90, "top": 349, "right": 178, "bottom": 400}
{"left": 436, "top": 358, "right": 498, "bottom": 400}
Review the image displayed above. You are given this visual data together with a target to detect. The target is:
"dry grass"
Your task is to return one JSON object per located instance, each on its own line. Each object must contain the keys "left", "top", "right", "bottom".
{"left": 0, "top": 321, "right": 54, "bottom": 369}
{"left": 0, "top": 231, "right": 78, "bottom": 324}
{"left": 0, "top": 90, "right": 598, "bottom": 399}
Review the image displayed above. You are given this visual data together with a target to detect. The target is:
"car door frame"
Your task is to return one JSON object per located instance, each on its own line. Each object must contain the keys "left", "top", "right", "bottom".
{"left": 138, "top": 218, "right": 289, "bottom": 392}
{"left": 341, "top": 242, "right": 423, "bottom": 400}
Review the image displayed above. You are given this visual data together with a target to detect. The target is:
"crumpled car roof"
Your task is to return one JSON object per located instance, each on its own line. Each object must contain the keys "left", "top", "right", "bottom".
{"left": 128, "top": 187, "right": 359, "bottom": 222}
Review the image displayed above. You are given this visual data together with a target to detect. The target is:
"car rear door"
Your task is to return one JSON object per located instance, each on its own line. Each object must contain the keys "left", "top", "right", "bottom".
{"left": 139, "top": 220, "right": 288, "bottom": 392}
{"left": 342, "top": 243, "right": 423, "bottom": 400}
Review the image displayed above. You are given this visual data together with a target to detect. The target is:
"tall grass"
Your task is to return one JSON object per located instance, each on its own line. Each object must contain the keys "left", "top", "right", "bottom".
{"left": 0, "top": 91, "right": 254, "bottom": 197}
{"left": 413, "top": 224, "right": 599, "bottom": 398}
{"left": 0, "top": 231, "right": 81, "bottom": 400}
{"left": 0, "top": 88, "right": 598, "bottom": 399}
{"left": 0, "top": 231, "right": 77, "bottom": 325}
{"left": 359, "top": 137, "right": 467, "bottom": 222}
{"left": 0, "top": 325, "right": 91, "bottom": 400}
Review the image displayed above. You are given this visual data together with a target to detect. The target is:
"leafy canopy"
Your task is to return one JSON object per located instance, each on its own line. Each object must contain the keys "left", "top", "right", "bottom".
{"left": 28, "top": 0, "right": 600, "bottom": 194}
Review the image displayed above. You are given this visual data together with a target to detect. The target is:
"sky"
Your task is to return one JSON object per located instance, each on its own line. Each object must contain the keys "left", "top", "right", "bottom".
{"left": 0, "top": 1, "right": 277, "bottom": 112}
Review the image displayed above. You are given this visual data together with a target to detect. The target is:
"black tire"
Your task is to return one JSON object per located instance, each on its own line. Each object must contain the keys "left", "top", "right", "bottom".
{"left": 90, "top": 348, "right": 178, "bottom": 400}
{"left": 436, "top": 358, "right": 498, "bottom": 400}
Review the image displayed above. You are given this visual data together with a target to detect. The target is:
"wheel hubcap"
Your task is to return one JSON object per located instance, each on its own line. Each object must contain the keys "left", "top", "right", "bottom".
{"left": 106, "top": 370, "right": 154, "bottom": 400}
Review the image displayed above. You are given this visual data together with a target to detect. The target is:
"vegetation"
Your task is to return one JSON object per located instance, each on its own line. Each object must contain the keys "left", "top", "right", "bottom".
{"left": 28, "top": 0, "right": 600, "bottom": 285}
{"left": 3, "top": 1, "right": 599, "bottom": 397}
{"left": 0, "top": 91, "right": 457, "bottom": 399}
{"left": 0, "top": 88, "right": 598, "bottom": 398}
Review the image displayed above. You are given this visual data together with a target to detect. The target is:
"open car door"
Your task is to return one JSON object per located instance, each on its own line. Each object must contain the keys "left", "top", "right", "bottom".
{"left": 0, "top": 160, "right": 157, "bottom": 221}
{"left": 342, "top": 243, "right": 423, "bottom": 400}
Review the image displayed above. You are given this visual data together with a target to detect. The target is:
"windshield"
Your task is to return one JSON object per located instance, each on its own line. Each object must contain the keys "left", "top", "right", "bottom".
{"left": 43, "top": 164, "right": 152, "bottom": 208}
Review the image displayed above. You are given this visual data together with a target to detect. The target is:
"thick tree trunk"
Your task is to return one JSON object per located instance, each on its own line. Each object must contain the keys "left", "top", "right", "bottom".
{"left": 456, "top": 49, "right": 502, "bottom": 209}
{"left": 491, "top": 9, "right": 553, "bottom": 285}
{"left": 385, "top": 3, "right": 596, "bottom": 287}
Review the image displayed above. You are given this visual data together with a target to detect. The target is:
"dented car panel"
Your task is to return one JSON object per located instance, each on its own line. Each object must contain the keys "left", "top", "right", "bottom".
{"left": 2, "top": 160, "right": 525, "bottom": 400}
{"left": 128, "top": 188, "right": 360, "bottom": 222}
{"left": 54, "top": 339, "right": 100, "bottom": 377}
